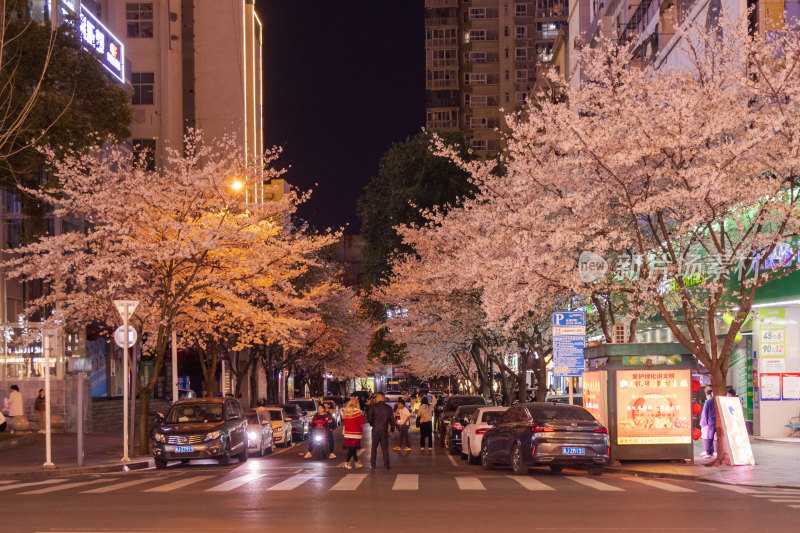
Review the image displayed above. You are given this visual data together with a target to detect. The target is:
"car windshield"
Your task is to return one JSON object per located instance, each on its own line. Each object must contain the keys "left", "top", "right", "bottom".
{"left": 530, "top": 404, "right": 597, "bottom": 422}
{"left": 446, "top": 397, "right": 486, "bottom": 411}
{"left": 324, "top": 397, "right": 344, "bottom": 406}
{"left": 456, "top": 406, "right": 480, "bottom": 418}
{"left": 265, "top": 410, "right": 281, "bottom": 421}
{"left": 292, "top": 401, "right": 316, "bottom": 411}
{"left": 280, "top": 405, "right": 299, "bottom": 415}
{"left": 481, "top": 411, "right": 505, "bottom": 424}
{"left": 246, "top": 414, "right": 260, "bottom": 426}
{"left": 166, "top": 403, "right": 224, "bottom": 424}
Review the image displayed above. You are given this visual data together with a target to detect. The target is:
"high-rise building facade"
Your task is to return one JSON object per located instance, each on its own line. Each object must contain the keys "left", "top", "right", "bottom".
{"left": 425, "top": 0, "right": 568, "bottom": 154}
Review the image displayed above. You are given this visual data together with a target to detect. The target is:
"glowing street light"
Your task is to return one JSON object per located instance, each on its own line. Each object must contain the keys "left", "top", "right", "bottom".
{"left": 231, "top": 179, "right": 244, "bottom": 192}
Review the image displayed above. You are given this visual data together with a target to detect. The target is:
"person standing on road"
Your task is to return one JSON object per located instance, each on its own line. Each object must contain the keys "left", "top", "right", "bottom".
{"left": 343, "top": 397, "right": 366, "bottom": 469}
{"left": 366, "top": 392, "right": 396, "bottom": 469}
{"left": 7, "top": 385, "right": 23, "bottom": 434}
{"left": 417, "top": 397, "right": 433, "bottom": 451}
{"left": 700, "top": 389, "right": 717, "bottom": 458}
{"left": 394, "top": 400, "right": 411, "bottom": 452}
{"left": 35, "top": 389, "right": 46, "bottom": 434}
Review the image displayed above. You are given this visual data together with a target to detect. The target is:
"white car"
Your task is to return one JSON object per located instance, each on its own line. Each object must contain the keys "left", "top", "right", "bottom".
{"left": 245, "top": 409, "right": 274, "bottom": 456}
{"left": 260, "top": 407, "right": 293, "bottom": 447}
{"left": 461, "top": 406, "right": 508, "bottom": 464}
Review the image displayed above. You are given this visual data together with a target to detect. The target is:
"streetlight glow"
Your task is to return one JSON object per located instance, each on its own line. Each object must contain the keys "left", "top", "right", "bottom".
{"left": 231, "top": 179, "right": 244, "bottom": 192}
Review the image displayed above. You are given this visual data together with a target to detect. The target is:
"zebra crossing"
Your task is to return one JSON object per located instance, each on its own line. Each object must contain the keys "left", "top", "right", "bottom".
{"left": 0, "top": 472, "right": 798, "bottom": 505}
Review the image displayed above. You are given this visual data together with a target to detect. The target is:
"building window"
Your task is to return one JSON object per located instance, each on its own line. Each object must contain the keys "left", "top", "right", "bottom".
{"left": 515, "top": 26, "right": 528, "bottom": 38}
{"left": 471, "top": 95, "right": 488, "bottom": 107}
{"left": 536, "top": 43, "right": 553, "bottom": 62}
{"left": 132, "top": 139, "right": 157, "bottom": 171}
{"left": 430, "top": 49, "right": 457, "bottom": 67}
{"left": 471, "top": 139, "right": 488, "bottom": 151}
{"left": 467, "top": 73, "right": 487, "bottom": 85}
{"left": 516, "top": 48, "right": 528, "bottom": 60}
{"left": 515, "top": 3, "right": 528, "bottom": 16}
{"left": 131, "top": 72, "right": 154, "bottom": 105}
{"left": 126, "top": 2, "right": 154, "bottom": 38}
{"left": 516, "top": 92, "right": 528, "bottom": 105}
{"left": 516, "top": 69, "right": 528, "bottom": 82}
{"left": 504, "top": 26, "right": 510, "bottom": 37}
{"left": 471, "top": 117, "right": 488, "bottom": 128}
{"left": 469, "top": 51, "right": 487, "bottom": 63}
{"left": 469, "top": 29, "right": 487, "bottom": 41}
{"left": 469, "top": 7, "right": 486, "bottom": 18}
{"left": 505, "top": 48, "right": 509, "bottom": 58}
{"left": 505, "top": 70, "right": 510, "bottom": 80}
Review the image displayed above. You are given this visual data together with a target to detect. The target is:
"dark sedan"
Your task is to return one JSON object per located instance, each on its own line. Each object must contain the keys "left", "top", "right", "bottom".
{"left": 280, "top": 403, "right": 309, "bottom": 440}
{"left": 444, "top": 404, "right": 483, "bottom": 455}
{"left": 151, "top": 398, "right": 248, "bottom": 468}
{"left": 438, "top": 395, "right": 487, "bottom": 446}
{"left": 481, "top": 402, "right": 609, "bottom": 476}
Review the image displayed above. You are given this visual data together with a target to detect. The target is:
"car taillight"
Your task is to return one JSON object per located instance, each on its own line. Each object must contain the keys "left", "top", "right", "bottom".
{"left": 476, "top": 428, "right": 489, "bottom": 435}
{"left": 531, "top": 426, "right": 554, "bottom": 433}
{"left": 594, "top": 427, "right": 608, "bottom": 434}
{"left": 453, "top": 423, "right": 463, "bottom": 430}
{"left": 531, "top": 445, "right": 536, "bottom": 456}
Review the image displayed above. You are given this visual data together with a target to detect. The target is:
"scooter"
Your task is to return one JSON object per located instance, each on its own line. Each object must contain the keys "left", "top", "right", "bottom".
{"left": 310, "top": 426, "right": 328, "bottom": 460}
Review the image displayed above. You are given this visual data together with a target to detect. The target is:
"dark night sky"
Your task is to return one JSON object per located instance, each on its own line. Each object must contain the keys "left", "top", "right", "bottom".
{"left": 257, "top": 1, "right": 426, "bottom": 232}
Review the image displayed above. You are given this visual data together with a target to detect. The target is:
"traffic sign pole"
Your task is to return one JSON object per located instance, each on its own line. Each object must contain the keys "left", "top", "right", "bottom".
{"left": 122, "top": 304, "right": 130, "bottom": 462}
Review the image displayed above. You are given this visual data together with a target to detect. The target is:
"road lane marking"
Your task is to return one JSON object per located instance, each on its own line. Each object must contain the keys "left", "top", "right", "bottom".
{"left": 82, "top": 478, "right": 160, "bottom": 493}
{"left": 455, "top": 476, "right": 485, "bottom": 490}
{"left": 143, "top": 475, "right": 215, "bottom": 492}
{"left": 751, "top": 493, "right": 800, "bottom": 497}
{"left": 331, "top": 474, "right": 367, "bottom": 491}
{"left": 790, "top": 505, "right": 800, "bottom": 509}
{"left": 629, "top": 478, "right": 695, "bottom": 493}
{"left": 0, "top": 480, "right": 16, "bottom": 485}
{"left": 267, "top": 474, "right": 313, "bottom": 491}
{"left": 22, "top": 478, "right": 117, "bottom": 495}
{"left": 447, "top": 453, "right": 460, "bottom": 467}
{"left": 205, "top": 473, "right": 264, "bottom": 492}
{"left": 767, "top": 499, "right": 800, "bottom": 503}
{"left": 509, "top": 476, "right": 555, "bottom": 491}
{"left": 0, "top": 479, "right": 66, "bottom": 493}
{"left": 569, "top": 477, "right": 624, "bottom": 491}
{"left": 700, "top": 482, "right": 757, "bottom": 494}
{"left": 392, "top": 474, "right": 418, "bottom": 491}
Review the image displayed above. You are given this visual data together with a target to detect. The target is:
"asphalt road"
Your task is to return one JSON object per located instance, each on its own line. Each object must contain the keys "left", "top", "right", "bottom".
{"left": 3, "top": 426, "right": 799, "bottom": 533}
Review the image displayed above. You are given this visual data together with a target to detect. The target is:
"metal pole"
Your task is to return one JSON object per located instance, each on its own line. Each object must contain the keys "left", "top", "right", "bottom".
{"left": 43, "top": 332, "right": 54, "bottom": 468}
{"left": 172, "top": 329, "right": 178, "bottom": 403}
{"left": 569, "top": 377, "right": 574, "bottom": 406}
{"left": 130, "top": 350, "right": 136, "bottom": 458}
{"left": 77, "top": 371, "right": 84, "bottom": 466}
{"left": 122, "top": 306, "right": 130, "bottom": 462}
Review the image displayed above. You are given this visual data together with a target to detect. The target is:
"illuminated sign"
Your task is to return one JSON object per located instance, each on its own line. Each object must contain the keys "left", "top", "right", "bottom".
{"left": 582, "top": 370, "right": 607, "bottom": 426}
{"left": 716, "top": 396, "right": 754, "bottom": 465}
{"left": 70, "top": 3, "right": 125, "bottom": 83}
{"left": 616, "top": 369, "right": 692, "bottom": 445}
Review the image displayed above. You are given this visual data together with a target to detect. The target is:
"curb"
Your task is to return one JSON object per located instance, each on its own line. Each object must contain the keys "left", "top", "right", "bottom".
{"left": 0, "top": 434, "right": 37, "bottom": 452}
{"left": 0, "top": 459, "right": 152, "bottom": 480}
{"left": 606, "top": 466, "right": 800, "bottom": 490}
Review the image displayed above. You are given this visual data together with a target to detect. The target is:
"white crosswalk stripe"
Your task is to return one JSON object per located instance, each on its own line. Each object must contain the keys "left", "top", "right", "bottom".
{"left": 628, "top": 478, "right": 695, "bottom": 493}
{"left": 569, "top": 477, "right": 624, "bottom": 492}
{"left": 331, "top": 474, "right": 367, "bottom": 491}
{"left": 143, "top": 475, "right": 215, "bottom": 493}
{"left": 455, "top": 476, "right": 485, "bottom": 490}
{"left": 509, "top": 476, "right": 555, "bottom": 491}
{"left": 206, "top": 474, "right": 265, "bottom": 492}
{"left": 267, "top": 474, "right": 313, "bottom": 491}
{"left": 767, "top": 499, "right": 800, "bottom": 503}
{"left": 392, "top": 474, "right": 418, "bottom": 490}
{"left": 0, "top": 480, "right": 17, "bottom": 485}
{"left": 0, "top": 478, "right": 66, "bottom": 493}
{"left": 700, "top": 482, "right": 756, "bottom": 494}
{"left": 82, "top": 477, "right": 161, "bottom": 493}
{"left": 22, "top": 478, "right": 116, "bottom": 495}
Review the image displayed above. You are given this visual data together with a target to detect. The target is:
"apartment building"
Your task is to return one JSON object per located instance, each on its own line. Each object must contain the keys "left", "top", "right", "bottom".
{"left": 425, "top": 0, "right": 568, "bottom": 154}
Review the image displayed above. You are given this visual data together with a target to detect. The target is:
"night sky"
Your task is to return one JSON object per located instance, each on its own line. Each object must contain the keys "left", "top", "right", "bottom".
{"left": 257, "top": 1, "right": 426, "bottom": 233}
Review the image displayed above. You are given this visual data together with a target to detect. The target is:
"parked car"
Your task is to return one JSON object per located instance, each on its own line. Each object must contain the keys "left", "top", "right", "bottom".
{"left": 461, "top": 406, "right": 508, "bottom": 464}
{"left": 260, "top": 406, "right": 293, "bottom": 447}
{"left": 383, "top": 390, "right": 405, "bottom": 404}
{"left": 321, "top": 400, "right": 342, "bottom": 426}
{"left": 444, "top": 404, "right": 484, "bottom": 456}
{"left": 288, "top": 398, "right": 319, "bottom": 418}
{"left": 438, "top": 395, "right": 487, "bottom": 446}
{"left": 323, "top": 395, "right": 346, "bottom": 408}
{"left": 280, "top": 403, "right": 309, "bottom": 440}
{"left": 151, "top": 398, "right": 248, "bottom": 469}
{"left": 480, "top": 402, "right": 609, "bottom": 476}
{"left": 546, "top": 394, "right": 583, "bottom": 405}
{"left": 245, "top": 409, "right": 274, "bottom": 456}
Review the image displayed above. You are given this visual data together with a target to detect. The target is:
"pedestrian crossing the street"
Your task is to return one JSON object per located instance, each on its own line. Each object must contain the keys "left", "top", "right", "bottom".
{"left": 0, "top": 472, "right": 797, "bottom": 505}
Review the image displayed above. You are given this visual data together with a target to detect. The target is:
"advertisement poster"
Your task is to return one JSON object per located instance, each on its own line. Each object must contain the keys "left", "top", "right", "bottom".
{"left": 582, "top": 371, "right": 607, "bottom": 426}
{"left": 716, "top": 396, "right": 755, "bottom": 465}
{"left": 616, "top": 369, "right": 692, "bottom": 445}
{"left": 759, "top": 308, "right": 786, "bottom": 373}
{"left": 782, "top": 373, "right": 800, "bottom": 401}
{"left": 760, "top": 373, "right": 782, "bottom": 400}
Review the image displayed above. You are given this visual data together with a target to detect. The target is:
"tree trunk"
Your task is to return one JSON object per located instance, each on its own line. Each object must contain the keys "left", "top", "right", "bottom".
{"left": 249, "top": 355, "right": 259, "bottom": 407}
{"left": 708, "top": 362, "right": 730, "bottom": 466}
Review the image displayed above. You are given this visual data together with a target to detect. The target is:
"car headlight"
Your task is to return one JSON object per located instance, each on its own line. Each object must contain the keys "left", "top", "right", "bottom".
{"left": 153, "top": 432, "right": 165, "bottom": 443}
{"left": 248, "top": 431, "right": 257, "bottom": 441}
{"left": 204, "top": 430, "right": 221, "bottom": 441}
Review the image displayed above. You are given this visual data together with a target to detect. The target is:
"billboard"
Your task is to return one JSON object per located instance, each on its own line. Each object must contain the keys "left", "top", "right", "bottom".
{"left": 616, "top": 369, "right": 692, "bottom": 445}
{"left": 582, "top": 370, "right": 607, "bottom": 426}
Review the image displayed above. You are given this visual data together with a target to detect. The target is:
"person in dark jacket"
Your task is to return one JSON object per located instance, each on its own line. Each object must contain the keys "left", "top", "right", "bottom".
{"left": 366, "top": 392, "right": 396, "bottom": 469}
{"left": 700, "top": 389, "right": 717, "bottom": 457}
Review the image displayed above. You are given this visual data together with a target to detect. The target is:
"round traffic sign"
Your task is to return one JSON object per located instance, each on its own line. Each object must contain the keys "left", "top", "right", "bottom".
{"left": 114, "top": 325, "right": 138, "bottom": 348}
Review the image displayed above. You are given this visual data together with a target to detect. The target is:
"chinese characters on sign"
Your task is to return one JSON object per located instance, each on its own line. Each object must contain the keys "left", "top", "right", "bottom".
{"left": 582, "top": 371, "right": 607, "bottom": 426}
{"left": 759, "top": 308, "right": 786, "bottom": 373}
{"left": 66, "top": 3, "right": 125, "bottom": 83}
{"left": 759, "top": 373, "right": 781, "bottom": 401}
{"left": 616, "top": 369, "right": 692, "bottom": 445}
{"left": 552, "top": 311, "right": 585, "bottom": 377}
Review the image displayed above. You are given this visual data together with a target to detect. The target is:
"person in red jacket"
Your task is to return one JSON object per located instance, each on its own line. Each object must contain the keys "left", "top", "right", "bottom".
{"left": 342, "top": 397, "right": 366, "bottom": 469}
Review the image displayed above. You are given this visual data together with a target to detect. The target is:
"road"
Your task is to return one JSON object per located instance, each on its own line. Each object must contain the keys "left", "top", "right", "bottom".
{"left": 3, "top": 426, "right": 799, "bottom": 532}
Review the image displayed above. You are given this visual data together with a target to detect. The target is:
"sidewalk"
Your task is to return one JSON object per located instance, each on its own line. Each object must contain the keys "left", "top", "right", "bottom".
{"left": 606, "top": 438, "right": 800, "bottom": 489}
{"left": 0, "top": 431, "right": 151, "bottom": 479}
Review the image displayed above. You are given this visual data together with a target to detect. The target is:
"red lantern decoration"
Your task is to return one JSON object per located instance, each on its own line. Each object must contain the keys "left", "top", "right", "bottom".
{"left": 692, "top": 380, "right": 702, "bottom": 392}
{"left": 693, "top": 428, "right": 702, "bottom": 440}
{"left": 692, "top": 403, "right": 702, "bottom": 415}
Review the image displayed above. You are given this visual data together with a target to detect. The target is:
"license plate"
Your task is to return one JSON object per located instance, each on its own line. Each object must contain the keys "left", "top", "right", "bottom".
{"left": 563, "top": 447, "right": 585, "bottom": 456}
{"left": 175, "top": 445, "right": 194, "bottom": 453}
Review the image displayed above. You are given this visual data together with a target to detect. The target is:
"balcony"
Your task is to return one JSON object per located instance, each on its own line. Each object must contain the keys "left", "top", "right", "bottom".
{"left": 425, "top": 16, "right": 458, "bottom": 27}
{"left": 427, "top": 37, "right": 458, "bottom": 47}
{"left": 425, "top": 0, "right": 457, "bottom": 7}
{"left": 427, "top": 78, "right": 459, "bottom": 90}
{"left": 427, "top": 118, "right": 459, "bottom": 129}
{"left": 536, "top": 29, "right": 560, "bottom": 41}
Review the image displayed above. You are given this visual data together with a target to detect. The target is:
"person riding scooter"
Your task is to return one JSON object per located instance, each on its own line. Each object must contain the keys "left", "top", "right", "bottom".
{"left": 305, "top": 404, "right": 336, "bottom": 459}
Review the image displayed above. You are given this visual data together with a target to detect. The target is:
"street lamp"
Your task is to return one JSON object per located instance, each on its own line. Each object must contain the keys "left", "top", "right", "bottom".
{"left": 231, "top": 179, "right": 244, "bottom": 192}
